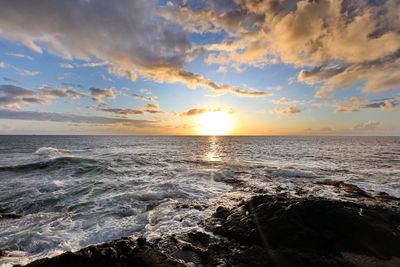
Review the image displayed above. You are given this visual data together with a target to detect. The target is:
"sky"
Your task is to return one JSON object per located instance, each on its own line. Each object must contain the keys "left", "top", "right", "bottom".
{"left": 0, "top": 0, "right": 399, "bottom": 135}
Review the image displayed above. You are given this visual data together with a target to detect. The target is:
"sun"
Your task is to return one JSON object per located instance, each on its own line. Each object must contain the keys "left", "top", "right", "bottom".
{"left": 197, "top": 111, "right": 233, "bottom": 135}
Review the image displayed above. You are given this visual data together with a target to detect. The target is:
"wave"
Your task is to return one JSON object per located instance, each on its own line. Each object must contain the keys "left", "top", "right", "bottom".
{"left": 35, "top": 147, "right": 71, "bottom": 159}
{"left": 266, "top": 169, "right": 318, "bottom": 179}
{"left": 0, "top": 156, "right": 98, "bottom": 172}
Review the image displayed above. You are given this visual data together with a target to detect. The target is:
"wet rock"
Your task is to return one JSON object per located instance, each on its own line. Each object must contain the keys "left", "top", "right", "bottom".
{"left": 206, "top": 194, "right": 400, "bottom": 266}
{"left": 18, "top": 183, "right": 400, "bottom": 267}
{"left": 23, "top": 237, "right": 187, "bottom": 267}
{"left": 176, "top": 201, "right": 208, "bottom": 211}
{"left": 316, "top": 180, "right": 372, "bottom": 198}
{"left": 0, "top": 213, "right": 22, "bottom": 219}
{"left": 375, "top": 192, "right": 400, "bottom": 202}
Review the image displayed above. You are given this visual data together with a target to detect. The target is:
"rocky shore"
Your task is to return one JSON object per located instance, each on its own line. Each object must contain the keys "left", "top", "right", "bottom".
{"left": 2, "top": 180, "right": 400, "bottom": 267}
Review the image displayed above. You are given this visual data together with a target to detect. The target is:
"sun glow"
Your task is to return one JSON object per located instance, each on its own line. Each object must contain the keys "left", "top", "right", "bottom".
{"left": 197, "top": 111, "right": 233, "bottom": 135}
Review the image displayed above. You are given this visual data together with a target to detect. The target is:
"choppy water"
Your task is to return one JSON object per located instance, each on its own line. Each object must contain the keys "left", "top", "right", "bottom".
{"left": 0, "top": 135, "right": 399, "bottom": 266}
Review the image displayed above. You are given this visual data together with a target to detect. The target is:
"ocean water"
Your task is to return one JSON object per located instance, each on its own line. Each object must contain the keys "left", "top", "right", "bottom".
{"left": 0, "top": 135, "right": 399, "bottom": 265}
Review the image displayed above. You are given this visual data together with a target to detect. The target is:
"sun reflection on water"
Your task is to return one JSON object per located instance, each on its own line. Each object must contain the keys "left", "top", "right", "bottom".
{"left": 204, "top": 136, "right": 222, "bottom": 162}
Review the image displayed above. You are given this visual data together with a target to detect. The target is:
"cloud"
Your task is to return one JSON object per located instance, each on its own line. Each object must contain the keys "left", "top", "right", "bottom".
{"left": 89, "top": 88, "right": 117, "bottom": 103}
{"left": 178, "top": 107, "right": 234, "bottom": 116}
{"left": 179, "top": 108, "right": 212, "bottom": 116}
{"left": 6, "top": 53, "right": 33, "bottom": 60}
{"left": 266, "top": 86, "right": 282, "bottom": 91}
{"left": 0, "top": 0, "right": 273, "bottom": 98}
{"left": 274, "top": 105, "right": 300, "bottom": 118}
{"left": 272, "top": 97, "right": 298, "bottom": 105}
{"left": 318, "top": 96, "right": 400, "bottom": 113}
{"left": 39, "top": 86, "right": 86, "bottom": 100}
{"left": 144, "top": 103, "right": 160, "bottom": 110}
{"left": 303, "top": 127, "right": 333, "bottom": 133}
{"left": 3, "top": 77, "right": 19, "bottom": 84}
{"left": 134, "top": 66, "right": 274, "bottom": 97}
{"left": 216, "top": 66, "right": 227, "bottom": 73}
{"left": 353, "top": 121, "right": 380, "bottom": 131}
{"left": 256, "top": 109, "right": 273, "bottom": 114}
{"left": 101, "top": 74, "right": 113, "bottom": 82}
{"left": 10, "top": 65, "right": 40, "bottom": 76}
{"left": 59, "top": 61, "right": 109, "bottom": 69}
{"left": 80, "top": 61, "right": 109, "bottom": 68}
{"left": 61, "top": 82, "right": 83, "bottom": 89}
{"left": 139, "top": 89, "right": 153, "bottom": 95}
{"left": 59, "top": 63, "right": 74, "bottom": 69}
{"left": 132, "top": 94, "right": 155, "bottom": 102}
{"left": 0, "top": 84, "right": 89, "bottom": 109}
{"left": 0, "top": 109, "right": 156, "bottom": 128}
{"left": 160, "top": 0, "right": 400, "bottom": 97}
{"left": 0, "top": 84, "right": 49, "bottom": 109}
{"left": 95, "top": 103, "right": 163, "bottom": 117}
{"left": 0, "top": 62, "right": 5, "bottom": 68}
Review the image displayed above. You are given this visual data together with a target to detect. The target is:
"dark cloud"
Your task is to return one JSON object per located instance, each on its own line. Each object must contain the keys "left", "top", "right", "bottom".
{"left": 179, "top": 108, "right": 210, "bottom": 116}
{"left": 0, "top": 84, "right": 48, "bottom": 109}
{"left": 39, "top": 86, "right": 86, "bottom": 100}
{"left": 95, "top": 103, "right": 164, "bottom": 116}
{"left": 0, "top": 109, "right": 155, "bottom": 128}
{"left": 61, "top": 82, "right": 83, "bottom": 89}
{"left": 89, "top": 88, "right": 117, "bottom": 103}
{"left": 178, "top": 107, "right": 234, "bottom": 116}
{"left": 3, "top": 77, "right": 20, "bottom": 84}
{"left": 0, "top": 84, "right": 90, "bottom": 109}
{"left": 326, "top": 96, "right": 400, "bottom": 113}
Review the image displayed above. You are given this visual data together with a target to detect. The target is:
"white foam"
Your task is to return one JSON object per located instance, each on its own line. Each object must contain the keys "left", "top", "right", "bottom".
{"left": 35, "top": 147, "right": 71, "bottom": 160}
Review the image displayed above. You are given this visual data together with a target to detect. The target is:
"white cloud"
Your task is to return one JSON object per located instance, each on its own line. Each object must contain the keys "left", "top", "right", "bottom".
{"left": 160, "top": 0, "right": 400, "bottom": 97}
{"left": 353, "top": 121, "right": 380, "bottom": 131}
{"left": 139, "top": 89, "right": 152, "bottom": 95}
{"left": 59, "top": 63, "right": 74, "bottom": 69}
{"left": 274, "top": 105, "right": 301, "bottom": 118}
{"left": 6, "top": 53, "right": 33, "bottom": 60}
{"left": 0, "top": 0, "right": 275, "bottom": 98}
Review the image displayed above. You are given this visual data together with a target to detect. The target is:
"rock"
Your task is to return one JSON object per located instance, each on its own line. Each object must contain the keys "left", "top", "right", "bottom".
{"left": 206, "top": 194, "right": 400, "bottom": 266}
{"left": 316, "top": 180, "right": 372, "bottom": 198}
{"left": 375, "top": 192, "right": 400, "bottom": 201}
{"left": 0, "top": 248, "right": 6, "bottom": 257}
{"left": 18, "top": 183, "right": 400, "bottom": 267}
{"left": 23, "top": 237, "right": 187, "bottom": 267}
{"left": 0, "top": 213, "right": 22, "bottom": 219}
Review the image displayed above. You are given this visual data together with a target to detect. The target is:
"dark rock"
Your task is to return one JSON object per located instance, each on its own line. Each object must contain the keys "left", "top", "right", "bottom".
{"left": 0, "top": 213, "right": 22, "bottom": 219}
{"left": 316, "top": 180, "right": 372, "bottom": 198}
{"left": 23, "top": 237, "right": 187, "bottom": 267}
{"left": 206, "top": 194, "right": 400, "bottom": 266}
{"left": 0, "top": 248, "right": 6, "bottom": 257}
{"left": 18, "top": 184, "right": 400, "bottom": 267}
{"left": 375, "top": 192, "right": 400, "bottom": 201}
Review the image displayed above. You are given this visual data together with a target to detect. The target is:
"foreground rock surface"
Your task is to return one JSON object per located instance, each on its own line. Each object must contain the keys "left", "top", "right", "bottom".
{"left": 21, "top": 184, "right": 400, "bottom": 267}
{"left": 22, "top": 238, "right": 185, "bottom": 267}
{"left": 205, "top": 195, "right": 400, "bottom": 266}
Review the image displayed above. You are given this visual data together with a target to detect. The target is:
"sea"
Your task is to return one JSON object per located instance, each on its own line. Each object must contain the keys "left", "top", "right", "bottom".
{"left": 0, "top": 135, "right": 399, "bottom": 266}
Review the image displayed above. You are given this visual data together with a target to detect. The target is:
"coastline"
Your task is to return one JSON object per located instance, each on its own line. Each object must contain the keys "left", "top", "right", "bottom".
{"left": 4, "top": 180, "right": 399, "bottom": 267}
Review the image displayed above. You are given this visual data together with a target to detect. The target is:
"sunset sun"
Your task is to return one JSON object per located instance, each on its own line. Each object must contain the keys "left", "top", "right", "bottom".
{"left": 197, "top": 111, "right": 233, "bottom": 135}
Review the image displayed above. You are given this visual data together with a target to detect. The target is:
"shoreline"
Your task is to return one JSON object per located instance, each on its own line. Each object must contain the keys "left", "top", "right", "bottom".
{"left": 3, "top": 180, "right": 399, "bottom": 267}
